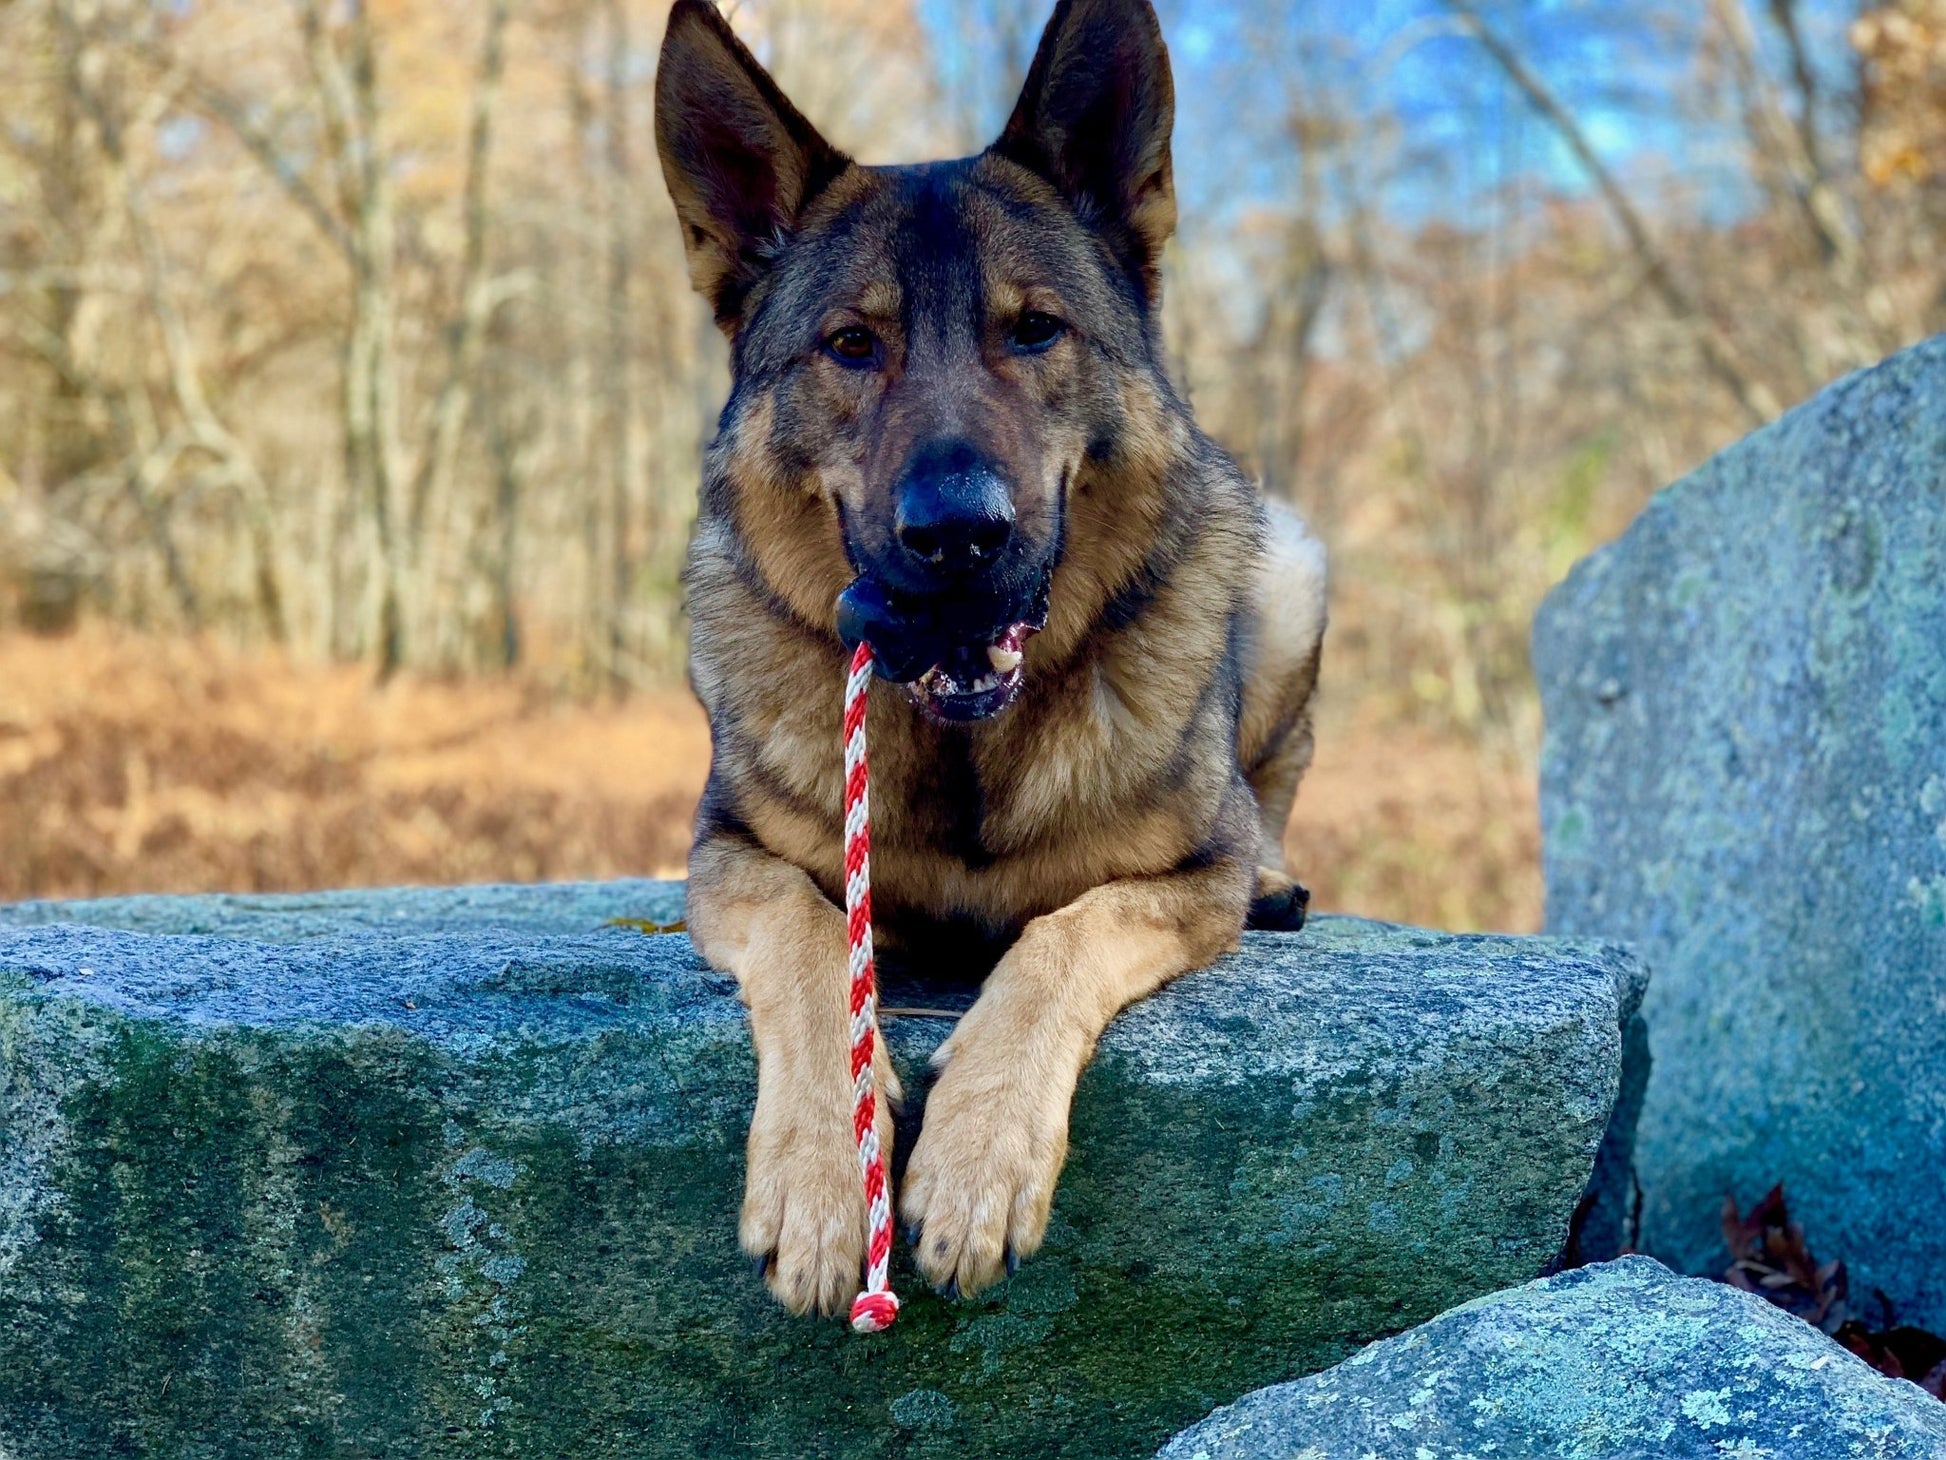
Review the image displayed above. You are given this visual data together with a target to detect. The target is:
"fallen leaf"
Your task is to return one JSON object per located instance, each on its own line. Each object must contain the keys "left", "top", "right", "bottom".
{"left": 1721, "top": 1184, "right": 1944, "bottom": 1403}
{"left": 606, "top": 917, "right": 687, "bottom": 935}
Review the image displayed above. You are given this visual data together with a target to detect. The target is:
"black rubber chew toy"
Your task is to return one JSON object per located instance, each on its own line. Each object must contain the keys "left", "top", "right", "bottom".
{"left": 836, "top": 578, "right": 932, "bottom": 684}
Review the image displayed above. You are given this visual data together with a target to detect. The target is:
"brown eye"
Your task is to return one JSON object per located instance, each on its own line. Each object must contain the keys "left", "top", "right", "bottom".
{"left": 825, "top": 326, "right": 878, "bottom": 365}
{"left": 1011, "top": 311, "right": 1065, "bottom": 351}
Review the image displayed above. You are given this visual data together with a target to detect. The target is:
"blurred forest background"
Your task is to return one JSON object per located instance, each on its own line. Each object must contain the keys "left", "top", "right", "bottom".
{"left": 2, "top": 0, "right": 1942, "bottom": 927}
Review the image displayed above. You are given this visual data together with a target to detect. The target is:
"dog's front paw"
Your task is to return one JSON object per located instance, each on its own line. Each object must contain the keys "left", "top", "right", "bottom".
{"left": 740, "top": 1059, "right": 898, "bottom": 1318}
{"left": 900, "top": 1034, "right": 1071, "bottom": 1299}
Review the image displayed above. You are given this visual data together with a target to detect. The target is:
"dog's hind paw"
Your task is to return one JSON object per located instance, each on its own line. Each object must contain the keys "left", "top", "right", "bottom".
{"left": 1247, "top": 869, "right": 1311, "bottom": 932}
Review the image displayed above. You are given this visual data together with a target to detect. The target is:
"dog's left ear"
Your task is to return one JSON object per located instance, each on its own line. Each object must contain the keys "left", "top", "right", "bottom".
{"left": 993, "top": 0, "right": 1177, "bottom": 302}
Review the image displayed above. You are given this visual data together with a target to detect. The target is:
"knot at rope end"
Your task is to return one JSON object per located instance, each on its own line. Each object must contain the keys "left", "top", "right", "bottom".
{"left": 849, "top": 1288, "right": 899, "bottom": 1334}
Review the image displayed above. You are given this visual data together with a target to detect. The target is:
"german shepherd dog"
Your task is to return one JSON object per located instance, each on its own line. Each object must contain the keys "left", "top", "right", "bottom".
{"left": 655, "top": 0, "right": 1326, "bottom": 1316}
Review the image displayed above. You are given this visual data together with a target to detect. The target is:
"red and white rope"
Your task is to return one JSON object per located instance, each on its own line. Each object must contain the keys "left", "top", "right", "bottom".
{"left": 844, "top": 641, "right": 899, "bottom": 1334}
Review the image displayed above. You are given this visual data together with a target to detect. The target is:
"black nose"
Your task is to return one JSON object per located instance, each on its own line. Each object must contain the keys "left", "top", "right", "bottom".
{"left": 894, "top": 442, "right": 1015, "bottom": 576}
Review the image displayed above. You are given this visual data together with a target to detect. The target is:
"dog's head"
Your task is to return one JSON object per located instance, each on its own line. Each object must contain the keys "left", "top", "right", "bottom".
{"left": 656, "top": 0, "right": 1177, "bottom": 722}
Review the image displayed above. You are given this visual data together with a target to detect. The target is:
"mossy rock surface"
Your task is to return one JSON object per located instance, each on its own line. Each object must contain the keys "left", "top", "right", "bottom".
{"left": 1, "top": 881, "right": 1644, "bottom": 1459}
{"left": 1160, "top": 1256, "right": 1946, "bottom": 1459}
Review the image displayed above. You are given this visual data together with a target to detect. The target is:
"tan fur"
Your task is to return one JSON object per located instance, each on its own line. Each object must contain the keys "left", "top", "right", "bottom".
{"left": 856, "top": 280, "right": 902, "bottom": 322}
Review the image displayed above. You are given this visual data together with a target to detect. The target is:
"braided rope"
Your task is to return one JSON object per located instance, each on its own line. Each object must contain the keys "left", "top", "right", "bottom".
{"left": 844, "top": 642, "right": 899, "bottom": 1334}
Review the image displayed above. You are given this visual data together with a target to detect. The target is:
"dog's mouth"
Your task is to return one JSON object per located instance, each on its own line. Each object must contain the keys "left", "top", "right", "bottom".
{"left": 835, "top": 573, "right": 1050, "bottom": 725}
{"left": 906, "top": 621, "right": 1038, "bottom": 723}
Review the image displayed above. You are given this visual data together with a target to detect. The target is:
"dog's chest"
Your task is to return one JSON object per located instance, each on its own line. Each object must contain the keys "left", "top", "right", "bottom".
{"left": 858, "top": 668, "right": 1220, "bottom": 926}
{"left": 727, "top": 639, "right": 1226, "bottom": 926}
{"left": 875, "top": 680, "right": 1117, "bottom": 857}
{"left": 887, "top": 727, "right": 998, "bottom": 866}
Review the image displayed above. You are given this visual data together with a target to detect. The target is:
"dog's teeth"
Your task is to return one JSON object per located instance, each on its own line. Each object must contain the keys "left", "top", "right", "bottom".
{"left": 987, "top": 645, "right": 1023, "bottom": 674}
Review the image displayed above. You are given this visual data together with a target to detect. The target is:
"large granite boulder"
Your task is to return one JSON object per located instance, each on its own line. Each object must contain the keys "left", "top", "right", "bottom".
{"left": 1159, "top": 1256, "right": 1946, "bottom": 1459}
{"left": 0, "top": 882, "right": 1644, "bottom": 1459}
{"left": 1535, "top": 335, "right": 1946, "bottom": 1328}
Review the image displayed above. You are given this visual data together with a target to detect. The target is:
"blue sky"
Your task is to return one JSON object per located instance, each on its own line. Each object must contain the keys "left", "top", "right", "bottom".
{"left": 915, "top": 0, "right": 1866, "bottom": 236}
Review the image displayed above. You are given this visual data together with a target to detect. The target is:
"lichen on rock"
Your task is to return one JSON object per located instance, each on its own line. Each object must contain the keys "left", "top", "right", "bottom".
{"left": 1159, "top": 1256, "right": 1946, "bottom": 1459}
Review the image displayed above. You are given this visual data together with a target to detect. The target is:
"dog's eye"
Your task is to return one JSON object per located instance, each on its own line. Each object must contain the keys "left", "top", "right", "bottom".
{"left": 825, "top": 326, "right": 878, "bottom": 365}
{"left": 1011, "top": 312, "right": 1065, "bottom": 351}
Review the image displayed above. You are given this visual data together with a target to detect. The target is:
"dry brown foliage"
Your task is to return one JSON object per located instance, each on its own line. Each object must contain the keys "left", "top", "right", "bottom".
{"left": 1856, "top": 1, "right": 1946, "bottom": 187}
{"left": 0, "top": 625, "right": 703, "bottom": 900}
{"left": 0, "top": 626, "right": 1541, "bottom": 931}
{"left": 1283, "top": 706, "right": 1541, "bottom": 933}
{"left": 1722, "top": 1184, "right": 1946, "bottom": 1401}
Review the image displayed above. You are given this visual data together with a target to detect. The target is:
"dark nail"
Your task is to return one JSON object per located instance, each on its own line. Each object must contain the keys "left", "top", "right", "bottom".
{"left": 750, "top": 1253, "right": 772, "bottom": 1279}
{"left": 935, "top": 1278, "right": 960, "bottom": 1301}
{"left": 1005, "top": 1248, "right": 1020, "bottom": 1277}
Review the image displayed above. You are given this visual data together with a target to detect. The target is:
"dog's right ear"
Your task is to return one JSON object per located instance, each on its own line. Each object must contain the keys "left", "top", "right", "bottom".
{"left": 654, "top": 0, "right": 849, "bottom": 330}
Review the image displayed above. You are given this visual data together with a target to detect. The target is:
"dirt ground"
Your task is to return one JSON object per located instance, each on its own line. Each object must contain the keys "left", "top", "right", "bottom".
{"left": 0, "top": 627, "right": 1541, "bottom": 931}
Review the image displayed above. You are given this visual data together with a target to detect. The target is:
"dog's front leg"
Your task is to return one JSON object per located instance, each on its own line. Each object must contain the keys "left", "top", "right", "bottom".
{"left": 900, "top": 861, "right": 1252, "bottom": 1297}
{"left": 687, "top": 832, "right": 901, "bottom": 1317}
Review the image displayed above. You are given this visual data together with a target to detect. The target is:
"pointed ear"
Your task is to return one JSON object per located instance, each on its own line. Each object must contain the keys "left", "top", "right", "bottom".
{"left": 654, "top": 0, "right": 850, "bottom": 328}
{"left": 992, "top": 0, "right": 1176, "bottom": 301}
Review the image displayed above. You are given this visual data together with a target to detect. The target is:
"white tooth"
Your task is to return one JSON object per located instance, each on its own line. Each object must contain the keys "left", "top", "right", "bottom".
{"left": 987, "top": 646, "right": 1023, "bottom": 674}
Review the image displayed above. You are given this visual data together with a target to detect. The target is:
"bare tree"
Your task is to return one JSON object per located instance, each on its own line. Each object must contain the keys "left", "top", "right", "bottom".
{"left": 1446, "top": 0, "right": 1783, "bottom": 426}
{"left": 1, "top": 0, "right": 1939, "bottom": 769}
{"left": 409, "top": 0, "right": 513, "bottom": 668}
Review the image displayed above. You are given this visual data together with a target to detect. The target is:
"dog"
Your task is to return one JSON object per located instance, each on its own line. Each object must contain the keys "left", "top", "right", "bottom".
{"left": 654, "top": 0, "right": 1327, "bottom": 1317}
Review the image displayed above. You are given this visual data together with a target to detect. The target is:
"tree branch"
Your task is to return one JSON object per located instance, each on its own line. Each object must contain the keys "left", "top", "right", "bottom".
{"left": 409, "top": 0, "right": 511, "bottom": 560}
{"left": 178, "top": 78, "right": 355, "bottom": 262}
{"left": 1444, "top": 0, "right": 1782, "bottom": 425}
